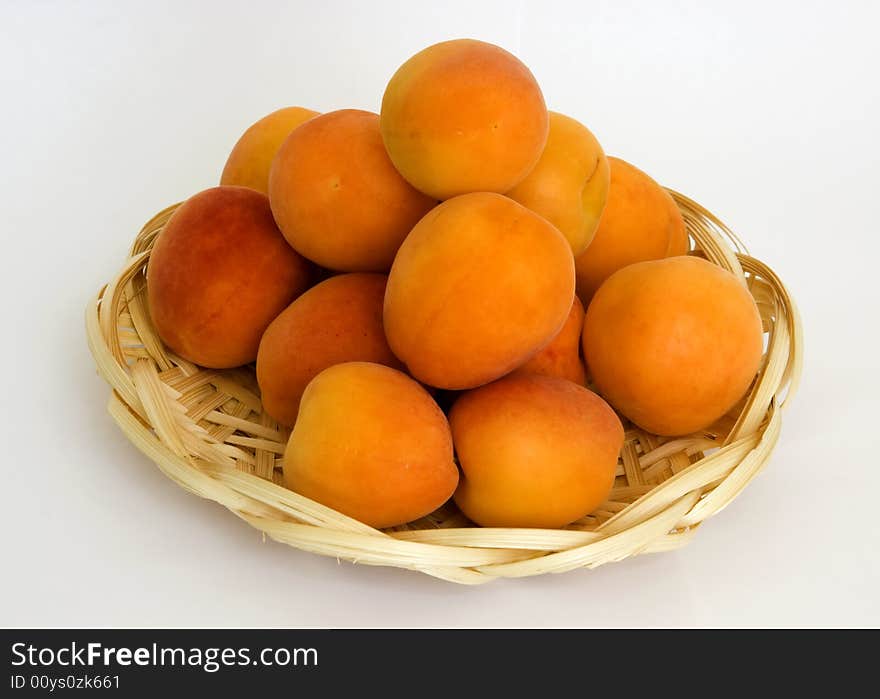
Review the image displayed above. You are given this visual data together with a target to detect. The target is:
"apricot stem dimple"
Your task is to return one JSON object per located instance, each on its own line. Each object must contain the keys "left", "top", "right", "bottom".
{"left": 583, "top": 156, "right": 602, "bottom": 188}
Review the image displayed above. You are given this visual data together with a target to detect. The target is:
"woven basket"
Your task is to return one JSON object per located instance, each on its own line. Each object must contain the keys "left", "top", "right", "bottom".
{"left": 85, "top": 190, "right": 802, "bottom": 584}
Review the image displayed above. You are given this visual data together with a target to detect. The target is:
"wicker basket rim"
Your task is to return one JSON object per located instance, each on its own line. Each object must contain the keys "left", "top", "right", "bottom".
{"left": 85, "top": 189, "right": 803, "bottom": 584}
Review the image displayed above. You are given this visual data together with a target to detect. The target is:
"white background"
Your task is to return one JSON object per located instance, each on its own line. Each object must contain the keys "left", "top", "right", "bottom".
{"left": 1, "top": 0, "right": 878, "bottom": 627}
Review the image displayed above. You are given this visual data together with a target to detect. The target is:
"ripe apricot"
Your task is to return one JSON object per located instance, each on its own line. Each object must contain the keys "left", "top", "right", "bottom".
{"left": 451, "top": 374, "right": 623, "bottom": 528}
{"left": 147, "top": 186, "right": 312, "bottom": 368}
{"left": 507, "top": 111, "right": 609, "bottom": 255}
{"left": 384, "top": 192, "right": 575, "bottom": 390}
{"left": 574, "top": 156, "right": 686, "bottom": 302}
{"left": 256, "top": 273, "right": 402, "bottom": 427}
{"left": 511, "top": 297, "right": 586, "bottom": 385}
{"left": 380, "top": 39, "right": 549, "bottom": 199}
{"left": 666, "top": 213, "right": 691, "bottom": 257}
{"left": 220, "top": 106, "right": 318, "bottom": 194}
{"left": 269, "top": 109, "right": 435, "bottom": 272}
{"left": 582, "top": 256, "right": 764, "bottom": 436}
{"left": 283, "top": 362, "right": 459, "bottom": 528}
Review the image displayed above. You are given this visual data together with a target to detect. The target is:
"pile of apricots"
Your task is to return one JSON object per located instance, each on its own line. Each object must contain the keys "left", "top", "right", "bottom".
{"left": 147, "top": 39, "right": 764, "bottom": 530}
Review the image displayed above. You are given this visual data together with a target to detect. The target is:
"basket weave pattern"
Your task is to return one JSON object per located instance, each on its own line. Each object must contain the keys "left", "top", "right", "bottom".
{"left": 86, "top": 191, "right": 802, "bottom": 584}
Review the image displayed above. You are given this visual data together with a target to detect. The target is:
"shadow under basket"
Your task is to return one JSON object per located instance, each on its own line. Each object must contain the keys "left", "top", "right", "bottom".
{"left": 86, "top": 190, "right": 803, "bottom": 584}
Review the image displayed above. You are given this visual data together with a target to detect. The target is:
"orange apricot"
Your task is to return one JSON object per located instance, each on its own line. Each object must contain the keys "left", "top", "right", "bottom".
{"left": 269, "top": 109, "right": 436, "bottom": 272}
{"left": 666, "top": 213, "right": 691, "bottom": 257}
{"left": 511, "top": 296, "right": 586, "bottom": 385}
{"left": 574, "top": 156, "right": 686, "bottom": 303}
{"left": 283, "top": 362, "right": 458, "bottom": 528}
{"left": 383, "top": 192, "right": 575, "bottom": 390}
{"left": 451, "top": 373, "right": 623, "bottom": 528}
{"left": 380, "top": 39, "right": 549, "bottom": 199}
{"left": 507, "top": 111, "right": 609, "bottom": 255}
{"left": 582, "top": 256, "right": 764, "bottom": 436}
{"left": 220, "top": 106, "right": 318, "bottom": 194}
{"left": 147, "top": 186, "right": 312, "bottom": 368}
{"left": 256, "top": 273, "right": 403, "bottom": 427}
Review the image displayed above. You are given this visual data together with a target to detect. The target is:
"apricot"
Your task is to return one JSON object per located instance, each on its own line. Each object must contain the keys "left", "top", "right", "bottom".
{"left": 666, "top": 213, "right": 691, "bottom": 257}
{"left": 582, "top": 256, "right": 764, "bottom": 436}
{"left": 574, "top": 156, "right": 687, "bottom": 303}
{"left": 384, "top": 192, "right": 575, "bottom": 390}
{"left": 283, "top": 362, "right": 458, "bottom": 528}
{"left": 380, "top": 39, "right": 549, "bottom": 199}
{"left": 451, "top": 373, "right": 623, "bottom": 528}
{"left": 147, "top": 186, "right": 312, "bottom": 368}
{"left": 511, "top": 296, "right": 586, "bottom": 385}
{"left": 269, "top": 109, "right": 436, "bottom": 272}
{"left": 220, "top": 106, "right": 318, "bottom": 194}
{"left": 256, "top": 273, "right": 402, "bottom": 427}
{"left": 507, "top": 112, "right": 609, "bottom": 255}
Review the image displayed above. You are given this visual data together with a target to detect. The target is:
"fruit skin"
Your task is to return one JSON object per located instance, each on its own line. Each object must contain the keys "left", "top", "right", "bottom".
{"left": 450, "top": 373, "right": 623, "bottom": 528}
{"left": 220, "top": 106, "right": 319, "bottom": 194}
{"left": 147, "top": 186, "right": 312, "bottom": 368}
{"left": 582, "top": 256, "right": 764, "bottom": 436}
{"left": 574, "top": 156, "right": 686, "bottom": 303}
{"left": 269, "top": 109, "right": 436, "bottom": 273}
{"left": 256, "top": 273, "right": 403, "bottom": 427}
{"left": 511, "top": 296, "right": 586, "bottom": 385}
{"left": 380, "top": 38, "right": 549, "bottom": 200}
{"left": 283, "top": 362, "right": 459, "bottom": 529}
{"left": 384, "top": 192, "right": 575, "bottom": 390}
{"left": 507, "top": 112, "right": 610, "bottom": 256}
{"left": 663, "top": 190, "right": 690, "bottom": 256}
